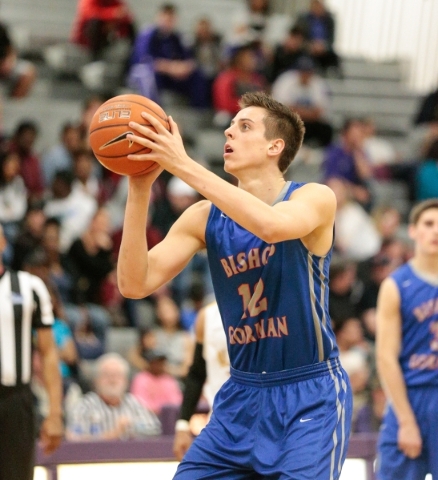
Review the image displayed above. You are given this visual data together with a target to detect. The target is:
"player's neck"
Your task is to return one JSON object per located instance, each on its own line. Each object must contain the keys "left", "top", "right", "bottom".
{"left": 237, "top": 173, "right": 287, "bottom": 205}
{"left": 410, "top": 255, "right": 438, "bottom": 277}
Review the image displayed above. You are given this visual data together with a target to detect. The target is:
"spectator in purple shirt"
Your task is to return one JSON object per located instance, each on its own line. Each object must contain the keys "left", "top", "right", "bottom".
{"left": 129, "top": 3, "right": 210, "bottom": 108}
{"left": 322, "top": 118, "right": 374, "bottom": 210}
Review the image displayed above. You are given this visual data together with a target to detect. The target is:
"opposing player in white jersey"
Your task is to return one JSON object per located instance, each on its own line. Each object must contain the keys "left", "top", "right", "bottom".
{"left": 173, "top": 302, "right": 229, "bottom": 461}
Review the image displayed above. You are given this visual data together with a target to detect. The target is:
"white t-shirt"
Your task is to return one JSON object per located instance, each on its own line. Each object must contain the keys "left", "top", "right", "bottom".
{"left": 202, "top": 303, "right": 230, "bottom": 408}
{"left": 272, "top": 70, "right": 331, "bottom": 120}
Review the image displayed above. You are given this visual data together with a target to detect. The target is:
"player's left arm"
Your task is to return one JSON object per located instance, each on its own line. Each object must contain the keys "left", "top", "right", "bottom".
{"left": 127, "top": 114, "right": 336, "bottom": 244}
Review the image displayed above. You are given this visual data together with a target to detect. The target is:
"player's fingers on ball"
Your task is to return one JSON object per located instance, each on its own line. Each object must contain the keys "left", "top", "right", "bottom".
{"left": 168, "top": 116, "right": 182, "bottom": 138}
{"left": 128, "top": 122, "right": 157, "bottom": 141}
{"left": 127, "top": 133, "right": 154, "bottom": 149}
{"left": 141, "top": 111, "right": 169, "bottom": 134}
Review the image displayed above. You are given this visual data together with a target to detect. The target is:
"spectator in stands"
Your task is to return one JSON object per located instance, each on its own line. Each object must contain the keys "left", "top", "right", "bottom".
{"left": 328, "top": 257, "right": 365, "bottom": 324}
{"left": 353, "top": 374, "right": 386, "bottom": 434}
{"left": 212, "top": 43, "right": 267, "bottom": 128}
{"left": 70, "top": 0, "right": 135, "bottom": 61}
{"left": 361, "top": 249, "right": 404, "bottom": 343}
{"left": 371, "top": 205, "right": 404, "bottom": 244}
{"left": 268, "top": 26, "right": 306, "bottom": 83}
{"left": 153, "top": 294, "right": 194, "bottom": 381}
{"left": 41, "top": 122, "right": 81, "bottom": 189}
{"left": 44, "top": 169, "right": 97, "bottom": 253}
{"left": 11, "top": 201, "right": 46, "bottom": 271}
{"left": 190, "top": 17, "right": 223, "bottom": 104}
{"left": 77, "top": 95, "right": 105, "bottom": 149}
{"left": 0, "top": 149, "right": 28, "bottom": 253}
{"left": 8, "top": 120, "right": 44, "bottom": 202}
{"left": 0, "top": 21, "right": 37, "bottom": 98}
{"left": 66, "top": 353, "right": 161, "bottom": 440}
{"left": 67, "top": 207, "right": 114, "bottom": 306}
{"left": 152, "top": 175, "right": 199, "bottom": 238}
{"left": 361, "top": 117, "right": 398, "bottom": 180}
{"left": 416, "top": 138, "right": 438, "bottom": 201}
{"left": 334, "top": 316, "right": 371, "bottom": 423}
{"left": 408, "top": 83, "right": 438, "bottom": 160}
{"left": 39, "top": 217, "right": 110, "bottom": 353}
{"left": 72, "top": 148, "right": 103, "bottom": 201}
{"left": 326, "top": 176, "right": 381, "bottom": 261}
{"left": 272, "top": 55, "right": 333, "bottom": 147}
{"left": 128, "top": 327, "right": 159, "bottom": 373}
{"left": 295, "top": 0, "right": 341, "bottom": 76}
{"left": 226, "top": 0, "right": 271, "bottom": 47}
{"left": 130, "top": 348, "right": 182, "bottom": 415}
{"left": 129, "top": 3, "right": 209, "bottom": 108}
{"left": 322, "top": 118, "right": 374, "bottom": 209}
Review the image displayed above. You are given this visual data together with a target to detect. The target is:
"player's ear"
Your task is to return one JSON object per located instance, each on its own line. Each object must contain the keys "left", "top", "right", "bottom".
{"left": 407, "top": 223, "right": 416, "bottom": 242}
{"left": 267, "top": 138, "right": 285, "bottom": 157}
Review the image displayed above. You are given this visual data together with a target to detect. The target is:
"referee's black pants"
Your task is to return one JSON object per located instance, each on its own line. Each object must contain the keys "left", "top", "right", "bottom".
{"left": 0, "top": 385, "right": 35, "bottom": 480}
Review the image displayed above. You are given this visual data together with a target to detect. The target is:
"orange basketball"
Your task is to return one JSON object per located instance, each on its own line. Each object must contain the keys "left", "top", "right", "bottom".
{"left": 89, "top": 94, "right": 170, "bottom": 176}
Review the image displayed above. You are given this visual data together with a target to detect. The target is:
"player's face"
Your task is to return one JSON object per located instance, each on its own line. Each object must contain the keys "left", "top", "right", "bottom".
{"left": 223, "top": 107, "right": 270, "bottom": 174}
{"left": 409, "top": 208, "right": 438, "bottom": 256}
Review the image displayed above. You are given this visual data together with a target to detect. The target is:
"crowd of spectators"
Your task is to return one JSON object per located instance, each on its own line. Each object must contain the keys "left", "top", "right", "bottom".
{"left": 0, "top": 0, "right": 438, "bottom": 447}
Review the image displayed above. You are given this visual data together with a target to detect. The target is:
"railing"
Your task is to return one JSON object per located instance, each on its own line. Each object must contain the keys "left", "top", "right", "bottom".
{"left": 36, "top": 433, "right": 378, "bottom": 480}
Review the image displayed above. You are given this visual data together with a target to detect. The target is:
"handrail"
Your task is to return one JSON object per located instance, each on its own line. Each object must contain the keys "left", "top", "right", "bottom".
{"left": 36, "top": 433, "right": 378, "bottom": 480}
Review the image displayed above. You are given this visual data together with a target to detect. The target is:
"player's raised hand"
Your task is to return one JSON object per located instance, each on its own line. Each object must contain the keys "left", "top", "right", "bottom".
{"left": 398, "top": 420, "right": 422, "bottom": 459}
{"left": 127, "top": 114, "right": 189, "bottom": 175}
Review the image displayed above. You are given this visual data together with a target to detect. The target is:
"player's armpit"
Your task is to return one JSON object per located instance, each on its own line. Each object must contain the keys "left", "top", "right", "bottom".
{"left": 122, "top": 200, "right": 210, "bottom": 299}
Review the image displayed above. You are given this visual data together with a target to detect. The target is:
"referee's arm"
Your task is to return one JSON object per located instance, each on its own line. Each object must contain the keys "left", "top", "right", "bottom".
{"left": 32, "top": 275, "right": 64, "bottom": 454}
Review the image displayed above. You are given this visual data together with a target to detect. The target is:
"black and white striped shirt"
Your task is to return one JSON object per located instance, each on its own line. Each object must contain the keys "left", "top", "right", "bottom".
{"left": 67, "top": 392, "right": 162, "bottom": 438}
{"left": 0, "top": 269, "right": 53, "bottom": 387}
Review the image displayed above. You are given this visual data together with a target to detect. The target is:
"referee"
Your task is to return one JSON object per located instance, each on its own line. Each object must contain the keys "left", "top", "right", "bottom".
{"left": 0, "top": 225, "right": 63, "bottom": 480}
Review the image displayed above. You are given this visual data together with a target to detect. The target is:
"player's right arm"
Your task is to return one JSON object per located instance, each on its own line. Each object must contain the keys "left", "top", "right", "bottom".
{"left": 117, "top": 173, "right": 209, "bottom": 299}
{"left": 375, "top": 277, "right": 422, "bottom": 459}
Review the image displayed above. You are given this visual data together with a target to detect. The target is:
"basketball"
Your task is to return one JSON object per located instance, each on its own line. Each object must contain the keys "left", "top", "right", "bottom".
{"left": 88, "top": 94, "right": 170, "bottom": 176}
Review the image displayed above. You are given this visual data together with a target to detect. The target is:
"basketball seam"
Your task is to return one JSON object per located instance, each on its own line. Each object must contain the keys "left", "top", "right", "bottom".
{"left": 93, "top": 146, "right": 150, "bottom": 158}
{"left": 89, "top": 122, "right": 154, "bottom": 135}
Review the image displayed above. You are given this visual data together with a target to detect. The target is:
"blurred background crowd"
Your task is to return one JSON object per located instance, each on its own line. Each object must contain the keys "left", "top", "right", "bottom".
{"left": 0, "top": 0, "right": 438, "bottom": 443}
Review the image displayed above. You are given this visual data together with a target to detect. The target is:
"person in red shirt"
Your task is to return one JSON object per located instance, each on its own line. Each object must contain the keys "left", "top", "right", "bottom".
{"left": 212, "top": 44, "right": 267, "bottom": 128}
{"left": 71, "top": 0, "right": 135, "bottom": 60}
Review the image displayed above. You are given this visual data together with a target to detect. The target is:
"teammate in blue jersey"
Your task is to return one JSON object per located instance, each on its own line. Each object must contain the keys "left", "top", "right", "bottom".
{"left": 117, "top": 91, "right": 352, "bottom": 479}
{"left": 376, "top": 199, "right": 438, "bottom": 480}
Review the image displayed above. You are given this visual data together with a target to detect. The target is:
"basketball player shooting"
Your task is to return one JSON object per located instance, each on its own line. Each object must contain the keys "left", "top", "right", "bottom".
{"left": 117, "top": 91, "right": 353, "bottom": 479}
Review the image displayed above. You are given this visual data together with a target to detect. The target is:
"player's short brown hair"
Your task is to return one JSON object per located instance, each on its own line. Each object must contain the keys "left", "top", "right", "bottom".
{"left": 238, "top": 91, "right": 305, "bottom": 173}
{"left": 409, "top": 199, "right": 438, "bottom": 224}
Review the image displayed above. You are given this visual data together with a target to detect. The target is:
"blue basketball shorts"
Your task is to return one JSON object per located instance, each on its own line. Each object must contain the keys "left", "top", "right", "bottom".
{"left": 376, "top": 385, "right": 438, "bottom": 480}
{"left": 174, "top": 358, "right": 352, "bottom": 480}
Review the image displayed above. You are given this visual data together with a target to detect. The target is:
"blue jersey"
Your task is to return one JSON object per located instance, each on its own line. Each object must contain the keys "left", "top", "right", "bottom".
{"left": 205, "top": 181, "right": 338, "bottom": 373}
{"left": 391, "top": 262, "right": 438, "bottom": 387}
